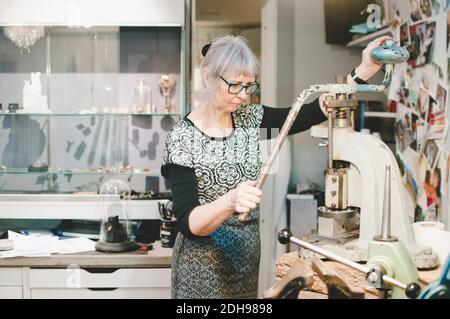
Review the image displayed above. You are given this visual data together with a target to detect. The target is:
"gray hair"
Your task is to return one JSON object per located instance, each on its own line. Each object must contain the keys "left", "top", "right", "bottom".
{"left": 195, "top": 35, "right": 259, "bottom": 106}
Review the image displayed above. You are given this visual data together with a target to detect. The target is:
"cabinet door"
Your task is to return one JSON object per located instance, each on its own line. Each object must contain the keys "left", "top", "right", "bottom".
{"left": 0, "top": 268, "right": 22, "bottom": 286}
{"left": 0, "top": 268, "right": 24, "bottom": 299}
{"left": 31, "top": 287, "right": 170, "bottom": 299}
{"left": 0, "top": 287, "right": 23, "bottom": 299}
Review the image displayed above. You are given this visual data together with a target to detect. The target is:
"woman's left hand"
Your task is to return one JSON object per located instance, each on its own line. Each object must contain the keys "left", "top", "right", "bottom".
{"left": 356, "top": 35, "right": 398, "bottom": 81}
{"left": 319, "top": 36, "right": 398, "bottom": 116}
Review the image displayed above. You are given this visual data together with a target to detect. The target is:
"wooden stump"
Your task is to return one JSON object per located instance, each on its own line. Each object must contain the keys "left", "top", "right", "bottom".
{"left": 275, "top": 252, "right": 379, "bottom": 299}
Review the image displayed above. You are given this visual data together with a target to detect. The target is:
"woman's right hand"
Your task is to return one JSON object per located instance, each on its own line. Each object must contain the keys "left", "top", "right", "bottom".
{"left": 226, "top": 181, "right": 262, "bottom": 214}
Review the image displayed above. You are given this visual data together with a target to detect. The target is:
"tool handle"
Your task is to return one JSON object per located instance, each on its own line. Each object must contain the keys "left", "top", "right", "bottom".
{"left": 237, "top": 85, "right": 328, "bottom": 222}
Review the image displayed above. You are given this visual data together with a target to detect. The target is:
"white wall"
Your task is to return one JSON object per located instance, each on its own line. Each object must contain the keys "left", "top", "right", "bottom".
{"left": 290, "top": 0, "right": 363, "bottom": 189}
{"left": 196, "top": 0, "right": 261, "bottom": 25}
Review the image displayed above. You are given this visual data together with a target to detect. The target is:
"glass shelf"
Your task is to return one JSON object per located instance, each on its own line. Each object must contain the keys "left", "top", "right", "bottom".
{"left": 0, "top": 168, "right": 159, "bottom": 176}
{"left": 0, "top": 112, "right": 180, "bottom": 117}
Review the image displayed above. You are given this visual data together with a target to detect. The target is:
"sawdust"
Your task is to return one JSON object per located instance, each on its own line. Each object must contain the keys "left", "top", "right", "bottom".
{"left": 275, "top": 253, "right": 379, "bottom": 299}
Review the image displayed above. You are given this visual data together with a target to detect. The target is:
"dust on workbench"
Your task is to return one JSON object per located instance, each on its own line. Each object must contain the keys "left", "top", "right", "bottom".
{"left": 275, "top": 252, "right": 379, "bottom": 299}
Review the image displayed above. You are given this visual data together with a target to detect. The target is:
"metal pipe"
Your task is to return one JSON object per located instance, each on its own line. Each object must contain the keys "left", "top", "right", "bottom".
{"left": 238, "top": 85, "right": 330, "bottom": 221}
{"left": 381, "top": 166, "right": 391, "bottom": 239}
{"left": 382, "top": 274, "right": 407, "bottom": 291}
{"left": 289, "top": 236, "right": 369, "bottom": 273}
{"left": 350, "top": 109, "right": 355, "bottom": 130}
{"left": 327, "top": 109, "right": 333, "bottom": 170}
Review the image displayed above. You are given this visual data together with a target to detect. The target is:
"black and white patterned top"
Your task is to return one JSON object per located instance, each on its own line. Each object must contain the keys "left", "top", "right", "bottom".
{"left": 162, "top": 100, "right": 325, "bottom": 299}
{"left": 162, "top": 104, "right": 264, "bottom": 299}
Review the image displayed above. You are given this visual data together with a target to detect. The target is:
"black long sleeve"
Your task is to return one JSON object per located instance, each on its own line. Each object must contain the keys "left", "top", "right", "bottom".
{"left": 161, "top": 99, "right": 326, "bottom": 238}
{"left": 160, "top": 164, "right": 202, "bottom": 239}
{"left": 260, "top": 98, "right": 327, "bottom": 140}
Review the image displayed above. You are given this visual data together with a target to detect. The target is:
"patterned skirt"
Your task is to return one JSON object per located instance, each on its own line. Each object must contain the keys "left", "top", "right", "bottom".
{"left": 171, "top": 213, "right": 260, "bottom": 299}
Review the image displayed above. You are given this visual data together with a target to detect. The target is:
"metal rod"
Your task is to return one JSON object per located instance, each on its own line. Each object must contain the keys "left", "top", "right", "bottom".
{"left": 238, "top": 85, "right": 329, "bottom": 221}
{"left": 350, "top": 109, "right": 355, "bottom": 130}
{"left": 289, "top": 236, "right": 369, "bottom": 273}
{"left": 381, "top": 166, "right": 391, "bottom": 239}
{"left": 327, "top": 109, "right": 333, "bottom": 170}
{"left": 288, "top": 235, "right": 408, "bottom": 291}
{"left": 382, "top": 274, "right": 407, "bottom": 291}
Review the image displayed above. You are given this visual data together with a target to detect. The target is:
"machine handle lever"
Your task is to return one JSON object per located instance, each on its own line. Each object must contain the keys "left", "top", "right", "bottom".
{"left": 237, "top": 42, "right": 409, "bottom": 223}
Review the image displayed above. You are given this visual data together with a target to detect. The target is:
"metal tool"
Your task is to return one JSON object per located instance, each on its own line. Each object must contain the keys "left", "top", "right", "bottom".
{"left": 278, "top": 167, "right": 422, "bottom": 299}
{"left": 265, "top": 257, "right": 366, "bottom": 299}
{"left": 263, "top": 259, "right": 314, "bottom": 299}
{"left": 238, "top": 40, "right": 409, "bottom": 223}
{"left": 238, "top": 40, "right": 438, "bottom": 270}
{"left": 312, "top": 258, "right": 365, "bottom": 299}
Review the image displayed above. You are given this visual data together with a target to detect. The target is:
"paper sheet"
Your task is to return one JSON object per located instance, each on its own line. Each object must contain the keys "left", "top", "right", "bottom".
{"left": 0, "top": 231, "right": 96, "bottom": 258}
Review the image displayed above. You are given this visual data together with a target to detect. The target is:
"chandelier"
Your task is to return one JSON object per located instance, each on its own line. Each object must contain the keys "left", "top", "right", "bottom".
{"left": 3, "top": 26, "right": 45, "bottom": 54}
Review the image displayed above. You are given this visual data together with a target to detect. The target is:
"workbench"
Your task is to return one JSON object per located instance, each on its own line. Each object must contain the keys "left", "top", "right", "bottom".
{"left": 274, "top": 251, "right": 442, "bottom": 299}
{"left": 0, "top": 241, "right": 172, "bottom": 299}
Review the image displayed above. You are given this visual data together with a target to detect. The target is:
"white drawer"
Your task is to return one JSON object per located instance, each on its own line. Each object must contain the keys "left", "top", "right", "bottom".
{"left": 31, "top": 287, "right": 170, "bottom": 299}
{"left": 0, "top": 286, "right": 23, "bottom": 299}
{"left": 29, "top": 268, "right": 171, "bottom": 288}
{"left": 0, "top": 268, "right": 23, "bottom": 286}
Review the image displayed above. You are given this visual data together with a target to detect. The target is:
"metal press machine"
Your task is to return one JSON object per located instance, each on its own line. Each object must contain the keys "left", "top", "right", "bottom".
{"left": 239, "top": 41, "right": 439, "bottom": 270}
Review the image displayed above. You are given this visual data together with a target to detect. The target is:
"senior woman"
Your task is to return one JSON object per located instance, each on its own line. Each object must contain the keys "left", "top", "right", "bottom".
{"left": 161, "top": 35, "right": 393, "bottom": 299}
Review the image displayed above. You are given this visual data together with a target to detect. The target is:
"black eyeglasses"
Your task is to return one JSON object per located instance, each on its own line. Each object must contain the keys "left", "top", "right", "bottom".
{"left": 220, "top": 76, "right": 259, "bottom": 95}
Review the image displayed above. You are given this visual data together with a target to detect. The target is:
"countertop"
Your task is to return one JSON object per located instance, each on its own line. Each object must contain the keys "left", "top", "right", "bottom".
{"left": 0, "top": 241, "right": 172, "bottom": 268}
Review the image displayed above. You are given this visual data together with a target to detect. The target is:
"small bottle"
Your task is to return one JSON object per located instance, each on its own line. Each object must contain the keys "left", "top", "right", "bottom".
{"left": 23, "top": 80, "right": 31, "bottom": 110}
{"left": 30, "top": 72, "right": 42, "bottom": 109}
{"left": 132, "top": 79, "right": 150, "bottom": 114}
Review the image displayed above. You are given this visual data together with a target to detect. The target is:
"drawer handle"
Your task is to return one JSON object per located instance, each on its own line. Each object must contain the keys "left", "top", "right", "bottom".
{"left": 87, "top": 288, "right": 118, "bottom": 291}
{"left": 83, "top": 268, "right": 120, "bottom": 274}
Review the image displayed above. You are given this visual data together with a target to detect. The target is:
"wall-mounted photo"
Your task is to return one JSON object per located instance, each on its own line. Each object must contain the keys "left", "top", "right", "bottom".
{"left": 418, "top": 87, "right": 430, "bottom": 120}
{"left": 408, "top": 21, "right": 436, "bottom": 68}
{"left": 400, "top": 22, "right": 411, "bottom": 47}
{"left": 396, "top": 104, "right": 414, "bottom": 153}
{"left": 423, "top": 139, "right": 440, "bottom": 170}
{"left": 436, "top": 82, "right": 447, "bottom": 113}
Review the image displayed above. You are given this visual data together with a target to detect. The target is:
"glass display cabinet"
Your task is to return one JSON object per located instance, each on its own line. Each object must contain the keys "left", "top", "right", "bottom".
{"left": 0, "top": 0, "right": 187, "bottom": 299}
{"left": 0, "top": 0, "right": 188, "bottom": 199}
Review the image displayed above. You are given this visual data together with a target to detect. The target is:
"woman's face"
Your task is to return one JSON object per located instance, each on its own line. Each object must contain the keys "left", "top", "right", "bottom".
{"left": 215, "top": 73, "right": 256, "bottom": 113}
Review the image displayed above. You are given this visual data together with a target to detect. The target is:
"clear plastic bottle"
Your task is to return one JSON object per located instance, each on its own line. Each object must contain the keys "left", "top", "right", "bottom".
{"left": 132, "top": 79, "right": 151, "bottom": 113}
{"left": 23, "top": 80, "right": 31, "bottom": 109}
